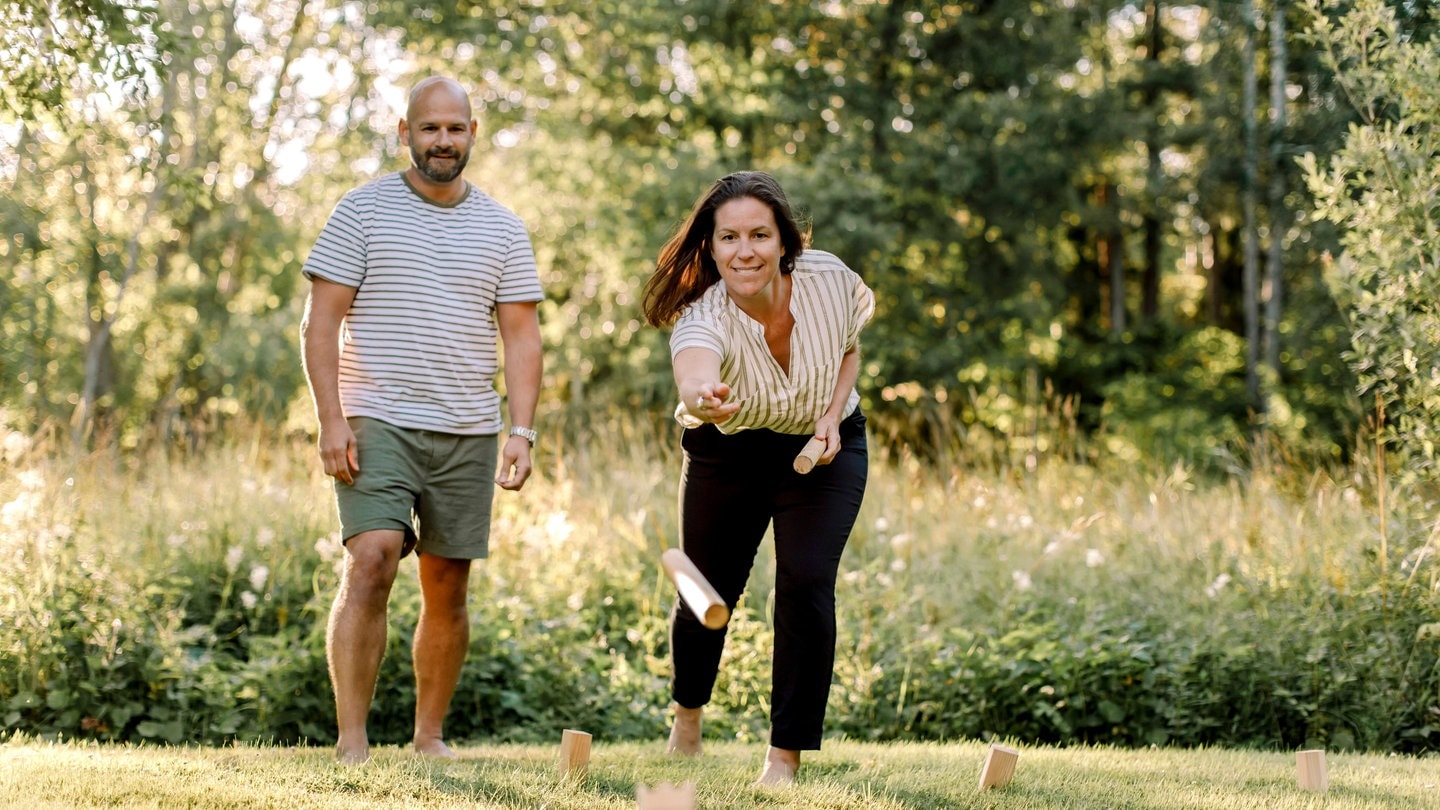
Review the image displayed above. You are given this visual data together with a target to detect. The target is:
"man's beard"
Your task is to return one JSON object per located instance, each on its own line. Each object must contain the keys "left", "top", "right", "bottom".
{"left": 411, "top": 146, "right": 470, "bottom": 183}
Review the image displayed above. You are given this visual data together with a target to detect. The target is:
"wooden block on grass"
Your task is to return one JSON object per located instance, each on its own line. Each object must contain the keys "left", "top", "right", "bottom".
{"left": 557, "top": 729, "right": 591, "bottom": 780}
{"left": 978, "top": 743, "right": 1019, "bottom": 790}
{"left": 1297, "top": 749, "right": 1328, "bottom": 792}
{"left": 636, "top": 780, "right": 696, "bottom": 809}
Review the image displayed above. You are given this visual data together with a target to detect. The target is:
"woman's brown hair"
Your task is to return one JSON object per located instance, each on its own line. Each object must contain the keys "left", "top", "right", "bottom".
{"left": 642, "top": 171, "right": 806, "bottom": 327}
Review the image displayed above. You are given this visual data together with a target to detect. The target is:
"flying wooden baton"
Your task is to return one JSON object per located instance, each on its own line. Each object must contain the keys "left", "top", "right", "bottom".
{"left": 793, "top": 436, "right": 826, "bottom": 474}
{"left": 661, "top": 548, "right": 729, "bottom": 629}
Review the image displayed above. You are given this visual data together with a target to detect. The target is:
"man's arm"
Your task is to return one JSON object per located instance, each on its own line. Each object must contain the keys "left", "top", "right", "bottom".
{"left": 301, "top": 277, "right": 360, "bottom": 484}
{"left": 495, "top": 300, "right": 542, "bottom": 491}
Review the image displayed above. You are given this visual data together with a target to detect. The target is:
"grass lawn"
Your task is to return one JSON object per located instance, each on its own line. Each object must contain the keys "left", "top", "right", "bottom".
{"left": 1, "top": 737, "right": 1435, "bottom": 809}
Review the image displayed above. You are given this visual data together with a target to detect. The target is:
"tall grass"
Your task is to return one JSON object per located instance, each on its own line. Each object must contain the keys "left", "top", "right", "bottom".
{"left": 1, "top": 413, "right": 1437, "bottom": 753}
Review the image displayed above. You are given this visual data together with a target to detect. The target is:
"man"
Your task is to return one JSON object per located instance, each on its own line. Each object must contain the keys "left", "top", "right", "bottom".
{"left": 299, "top": 76, "right": 543, "bottom": 764}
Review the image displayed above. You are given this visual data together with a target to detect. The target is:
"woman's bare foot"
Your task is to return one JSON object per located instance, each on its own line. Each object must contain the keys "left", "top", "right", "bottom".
{"left": 753, "top": 746, "right": 800, "bottom": 787}
{"left": 665, "top": 704, "right": 703, "bottom": 756}
{"left": 413, "top": 736, "right": 458, "bottom": 759}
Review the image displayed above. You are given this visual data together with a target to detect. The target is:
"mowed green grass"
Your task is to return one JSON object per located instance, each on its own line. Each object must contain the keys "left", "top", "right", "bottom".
{"left": 1, "top": 737, "right": 1434, "bottom": 809}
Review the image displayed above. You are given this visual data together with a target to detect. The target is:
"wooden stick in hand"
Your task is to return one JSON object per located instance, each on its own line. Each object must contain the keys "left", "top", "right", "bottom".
{"left": 793, "top": 436, "right": 826, "bottom": 474}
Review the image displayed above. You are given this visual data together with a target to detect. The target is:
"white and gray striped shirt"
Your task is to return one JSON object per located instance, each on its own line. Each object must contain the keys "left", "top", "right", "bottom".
{"left": 670, "top": 249, "right": 875, "bottom": 435}
{"left": 303, "top": 172, "right": 544, "bottom": 435}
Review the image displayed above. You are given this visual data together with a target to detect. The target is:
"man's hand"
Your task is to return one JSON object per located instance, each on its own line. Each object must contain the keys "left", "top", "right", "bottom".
{"left": 318, "top": 418, "right": 359, "bottom": 485}
{"left": 496, "top": 436, "right": 532, "bottom": 490}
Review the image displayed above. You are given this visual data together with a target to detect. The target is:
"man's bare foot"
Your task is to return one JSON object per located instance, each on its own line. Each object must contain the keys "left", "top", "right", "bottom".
{"left": 335, "top": 741, "right": 370, "bottom": 766}
{"left": 665, "top": 705, "right": 702, "bottom": 756}
{"left": 753, "top": 747, "right": 799, "bottom": 787}
{"left": 413, "top": 737, "right": 458, "bottom": 759}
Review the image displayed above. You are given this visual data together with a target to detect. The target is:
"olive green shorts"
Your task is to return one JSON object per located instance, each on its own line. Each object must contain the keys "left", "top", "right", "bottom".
{"left": 334, "top": 416, "right": 498, "bottom": 560}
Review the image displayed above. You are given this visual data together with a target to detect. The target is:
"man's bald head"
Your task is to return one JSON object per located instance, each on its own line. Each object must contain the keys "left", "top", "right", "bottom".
{"left": 400, "top": 76, "right": 477, "bottom": 187}
{"left": 406, "top": 77, "right": 472, "bottom": 122}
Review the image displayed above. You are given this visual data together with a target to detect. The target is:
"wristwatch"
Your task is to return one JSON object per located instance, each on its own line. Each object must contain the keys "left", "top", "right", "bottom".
{"left": 508, "top": 425, "right": 538, "bottom": 446}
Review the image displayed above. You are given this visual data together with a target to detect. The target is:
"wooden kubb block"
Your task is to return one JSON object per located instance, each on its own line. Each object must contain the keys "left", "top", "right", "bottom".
{"left": 636, "top": 780, "right": 696, "bottom": 810}
{"left": 978, "top": 743, "right": 1019, "bottom": 790}
{"left": 1296, "top": 749, "right": 1328, "bottom": 792}
{"left": 557, "top": 729, "right": 591, "bottom": 780}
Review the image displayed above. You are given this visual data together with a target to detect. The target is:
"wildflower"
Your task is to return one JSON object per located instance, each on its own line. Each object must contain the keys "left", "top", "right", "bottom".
{"left": 1205, "top": 573, "right": 1232, "bottom": 598}
{"left": 545, "top": 511, "right": 575, "bottom": 544}
{"left": 225, "top": 546, "right": 243, "bottom": 572}
{"left": 1085, "top": 549, "right": 1104, "bottom": 568}
{"left": 1012, "top": 571, "right": 1033, "bottom": 591}
{"left": 0, "top": 492, "right": 38, "bottom": 528}
{"left": 2, "top": 431, "right": 29, "bottom": 462}
{"left": 249, "top": 565, "right": 269, "bottom": 591}
{"left": 16, "top": 470, "right": 43, "bottom": 490}
{"left": 890, "top": 532, "right": 911, "bottom": 549}
{"left": 874, "top": 516, "right": 891, "bottom": 533}
{"left": 255, "top": 527, "right": 276, "bottom": 547}
{"left": 240, "top": 591, "right": 258, "bottom": 610}
{"left": 890, "top": 558, "right": 907, "bottom": 573}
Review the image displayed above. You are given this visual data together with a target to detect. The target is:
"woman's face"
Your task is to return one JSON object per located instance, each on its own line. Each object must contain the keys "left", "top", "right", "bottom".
{"left": 710, "top": 196, "right": 786, "bottom": 305}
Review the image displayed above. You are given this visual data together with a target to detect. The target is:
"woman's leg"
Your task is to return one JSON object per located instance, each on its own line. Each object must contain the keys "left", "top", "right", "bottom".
{"left": 767, "top": 416, "right": 868, "bottom": 752}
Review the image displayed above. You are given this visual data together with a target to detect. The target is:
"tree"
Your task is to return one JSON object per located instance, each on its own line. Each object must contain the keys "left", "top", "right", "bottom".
{"left": 1301, "top": 0, "right": 1440, "bottom": 480}
{"left": 0, "top": 0, "right": 162, "bottom": 118}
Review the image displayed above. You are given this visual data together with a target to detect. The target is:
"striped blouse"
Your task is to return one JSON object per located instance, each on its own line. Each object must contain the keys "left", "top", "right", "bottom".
{"left": 670, "top": 249, "right": 875, "bottom": 435}
{"left": 302, "top": 172, "right": 544, "bottom": 435}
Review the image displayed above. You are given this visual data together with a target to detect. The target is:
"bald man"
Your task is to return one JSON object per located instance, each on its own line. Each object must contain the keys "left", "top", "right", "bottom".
{"left": 300, "top": 76, "right": 545, "bottom": 763}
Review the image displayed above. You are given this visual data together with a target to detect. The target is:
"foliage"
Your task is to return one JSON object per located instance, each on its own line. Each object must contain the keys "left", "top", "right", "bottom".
{"left": 1299, "top": 0, "right": 1440, "bottom": 487}
{"left": 0, "top": 0, "right": 163, "bottom": 118}
{"left": 1, "top": 420, "right": 1436, "bottom": 754}
{"left": 0, "top": 0, "right": 1395, "bottom": 469}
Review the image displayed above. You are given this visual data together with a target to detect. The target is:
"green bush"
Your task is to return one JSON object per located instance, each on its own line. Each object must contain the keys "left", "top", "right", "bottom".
{"left": 1, "top": 424, "right": 1436, "bottom": 753}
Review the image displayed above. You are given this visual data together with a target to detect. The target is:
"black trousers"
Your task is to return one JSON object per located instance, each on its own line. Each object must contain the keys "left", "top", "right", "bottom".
{"left": 670, "top": 409, "right": 868, "bottom": 751}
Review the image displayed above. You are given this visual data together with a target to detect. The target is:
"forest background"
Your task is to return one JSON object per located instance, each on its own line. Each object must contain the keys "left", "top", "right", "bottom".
{"left": 2, "top": 0, "right": 1439, "bottom": 757}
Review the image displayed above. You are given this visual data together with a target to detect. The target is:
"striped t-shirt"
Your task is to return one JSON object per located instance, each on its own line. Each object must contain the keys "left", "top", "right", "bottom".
{"left": 302, "top": 171, "right": 544, "bottom": 435}
{"left": 670, "top": 249, "right": 875, "bottom": 435}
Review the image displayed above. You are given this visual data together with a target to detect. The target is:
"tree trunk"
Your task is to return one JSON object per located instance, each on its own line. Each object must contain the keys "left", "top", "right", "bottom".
{"left": 1141, "top": 0, "right": 1163, "bottom": 321}
{"left": 1098, "top": 182, "right": 1126, "bottom": 335}
{"left": 1241, "top": 0, "right": 1262, "bottom": 412}
{"left": 1263, "top": 0, "right": 1287, "bottom": 377}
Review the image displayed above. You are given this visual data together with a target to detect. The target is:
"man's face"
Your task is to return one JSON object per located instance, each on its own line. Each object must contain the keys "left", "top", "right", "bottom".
{"left": 401, "top": 87, "right": 476, "bottom": 184}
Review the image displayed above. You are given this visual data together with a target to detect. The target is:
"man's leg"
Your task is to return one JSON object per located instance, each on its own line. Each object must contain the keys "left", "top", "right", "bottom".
{"left": 412, "top": 552, "right": 472, "bottom": 757}
{"left": 327, "top": 529, "right": 404, "bottom": 764}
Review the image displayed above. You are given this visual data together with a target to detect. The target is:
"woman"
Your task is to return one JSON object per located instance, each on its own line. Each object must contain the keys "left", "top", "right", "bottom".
{"left": 641, "top": 171, "right": 874, "bottom": 786}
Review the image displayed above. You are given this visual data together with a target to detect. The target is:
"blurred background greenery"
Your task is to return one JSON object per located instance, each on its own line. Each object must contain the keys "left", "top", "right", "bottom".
{"left": 5, "top": 0, "right": 1434, "bottom": 471}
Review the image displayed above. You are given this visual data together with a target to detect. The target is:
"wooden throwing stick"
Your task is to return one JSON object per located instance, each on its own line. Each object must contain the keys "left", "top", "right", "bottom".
{"left": 793, "top": 436, "right": 826, "bottom": 474}
{"left": 661, "top": 548, "right": 730, "bottom": 630}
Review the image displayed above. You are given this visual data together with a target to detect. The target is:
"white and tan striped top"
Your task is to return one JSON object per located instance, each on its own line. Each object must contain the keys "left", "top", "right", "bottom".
{"left": 670, "top": 249, "right": 875, "bottom": 435}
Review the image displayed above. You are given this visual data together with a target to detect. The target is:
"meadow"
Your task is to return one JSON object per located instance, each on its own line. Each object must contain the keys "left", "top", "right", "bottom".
{"left": 1, "top": 414, "right": 1437, "bottom": 800}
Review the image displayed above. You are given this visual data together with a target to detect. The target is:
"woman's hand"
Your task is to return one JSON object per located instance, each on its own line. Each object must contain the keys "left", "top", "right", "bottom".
{"left": 690, "top": 383, "right": 741, "bottom": 424}
{"left": 811, "top": 413, "right": 842, "bottom": 466}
